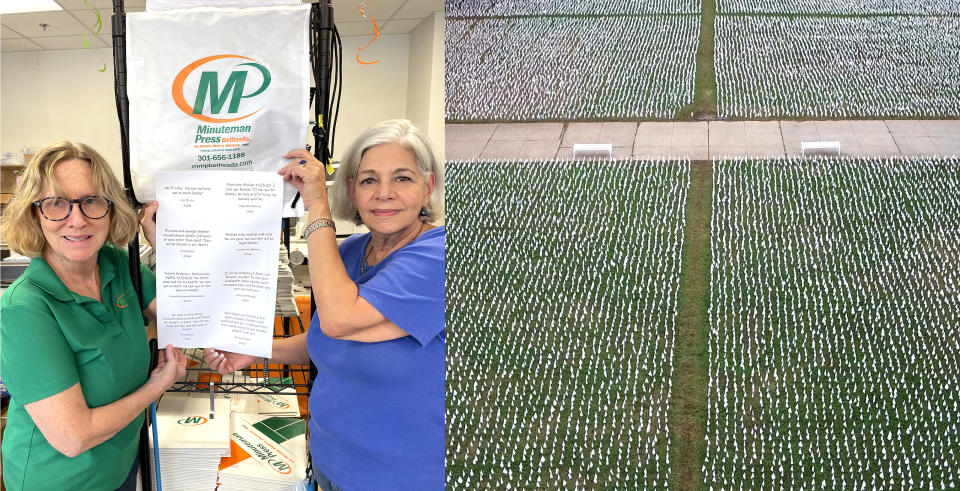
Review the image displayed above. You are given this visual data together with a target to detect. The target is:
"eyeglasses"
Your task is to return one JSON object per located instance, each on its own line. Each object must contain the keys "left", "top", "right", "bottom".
{"left": 33, "top": 196, "right": 113, "bottom": 221}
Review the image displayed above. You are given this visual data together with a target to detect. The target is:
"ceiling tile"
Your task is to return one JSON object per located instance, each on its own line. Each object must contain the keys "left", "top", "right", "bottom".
{"left": 1, "top": 38, "right": 44, "bottom": 52}
{"left": 55, "top": 0, "right": 114, "bottom": 9}
{"left": 6, "top": 0, "right": 433, "bottom": 53}
{"left": 1, "top": 11, "right": 91, "bottom": 37}
{"left": 1, "top": 25, "right": 25, "bottom": 39}
{"left": 332, "top": 0, "right": 399, "bottom": 24}
{"left": 335, "top": 20, "right": 378, "bottom": 36}
{"left": 54, "top": 1, "right": 143, "bottom": 19}
{"left": 380, "top": 17, "right": 419, "bottom": 34}
{"left": 71, "top": 9, "right": 111, "bottom": 35}
{"left": 393, "top": 0, "right": 441, "bottom": 19}
{"left": 56, "top": 0, "right": 145, "bottom": 8}
{"left": 32, "top": 33, "right": 107, "bottom": 49}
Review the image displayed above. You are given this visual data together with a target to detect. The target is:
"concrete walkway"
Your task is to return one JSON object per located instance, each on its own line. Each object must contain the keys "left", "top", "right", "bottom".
{"left": 446, "top": 120, "right": 960, "bottom": 160}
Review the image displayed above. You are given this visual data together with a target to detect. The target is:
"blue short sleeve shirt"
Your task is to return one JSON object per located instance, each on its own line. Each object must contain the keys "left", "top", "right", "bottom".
{"left": 307, "top": 226, "right": 445, "bottom": 490}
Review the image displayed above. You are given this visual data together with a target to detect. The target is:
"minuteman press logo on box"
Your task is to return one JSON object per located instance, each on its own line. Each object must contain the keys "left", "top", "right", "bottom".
{"left": 177, "top": 416, "right": 208, "bottom": 426}
{"left": 258, "top": 393, "right": 291, "bottom": 409}
{"left": 219, "top": 415, "right": 306, "bottom": 481}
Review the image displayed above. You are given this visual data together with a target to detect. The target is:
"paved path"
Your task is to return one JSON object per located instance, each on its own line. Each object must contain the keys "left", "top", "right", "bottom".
{"left": 446, "top": 120, "right": 960, "bottom": 160}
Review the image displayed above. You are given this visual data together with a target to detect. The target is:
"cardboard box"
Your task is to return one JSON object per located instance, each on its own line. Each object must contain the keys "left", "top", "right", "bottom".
{"left": 0, "top": 167, "right": 23, "bottom": 194}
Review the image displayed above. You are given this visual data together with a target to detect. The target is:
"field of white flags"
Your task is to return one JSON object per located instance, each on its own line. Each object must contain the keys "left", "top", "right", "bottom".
{"left": 445, "top": 16, "right": 699, "bottom": 121}
{"left": 446, "top": 0, "right": 700, "bottom": 17}
{"left": 717, "top": 0, "right": 959, "bottom": 14}
{"left": 715, "top": 16, "right": 960, "bottom": 118}
{"left": 445, "top": 159, "right": 690, "bottom": 488}
{"left": 705, "top": 157, "right": 960, "bottom": 489}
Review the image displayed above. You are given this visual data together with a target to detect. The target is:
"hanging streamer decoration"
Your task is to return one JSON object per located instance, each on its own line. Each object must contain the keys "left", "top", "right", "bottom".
{"left": 356, "top": 1, "right": 379, "bottom": 65}
{"left": 80, "top": 0, "right": 107, "bottom": 72}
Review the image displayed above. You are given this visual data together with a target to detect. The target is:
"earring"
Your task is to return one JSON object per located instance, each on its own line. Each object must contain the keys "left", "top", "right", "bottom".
{"left": 419, "top": 208, "right": 427, "bottom": 217}
{"left": 355, "top": 212, "right": 362, "bottom": 221}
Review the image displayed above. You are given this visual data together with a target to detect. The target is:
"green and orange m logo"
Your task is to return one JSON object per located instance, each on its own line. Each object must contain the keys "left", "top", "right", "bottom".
{"left": 177, "top": 416, "right": 208, "bottom": 426}
{"left": 268, "top": 458, "right": 293, "bottom": 474}
{"left": 172, "top": 55, "right": 271, "bottom": 123}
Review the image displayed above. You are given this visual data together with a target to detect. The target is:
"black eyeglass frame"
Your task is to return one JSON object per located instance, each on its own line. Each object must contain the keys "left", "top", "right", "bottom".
{"left": 32, "top": 196, "right": 114, "bottom": 221}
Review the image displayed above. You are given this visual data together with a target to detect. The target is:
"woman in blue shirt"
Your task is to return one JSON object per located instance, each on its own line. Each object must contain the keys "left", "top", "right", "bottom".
{"left": 206, "top": 119, "right": 444, "bottom": 490}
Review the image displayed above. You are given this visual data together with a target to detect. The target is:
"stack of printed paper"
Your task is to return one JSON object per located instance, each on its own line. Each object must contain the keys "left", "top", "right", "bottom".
{"left": 148, "top": 394, "right": 231, "bottom": 491}
{"left": 139, "top": 243, "right": 155, "bottom": 269}
{"left": 231, "top": 376, "right": 302, "bottom": 417}
{"left": 219, "top": 392, "right": 248, "bottom": 413}
{"left": 275, "top": 245, "right": 298, "bottom": 317}
{"left": 253, "top": 388, "right": 300, "bottom": 417}
{"left": 218, "top": 414, "right": 307, "bottom": 490}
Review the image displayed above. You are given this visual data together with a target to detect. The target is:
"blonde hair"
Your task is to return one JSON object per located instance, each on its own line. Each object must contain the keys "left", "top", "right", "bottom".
{"left": 1, "top": 141, "right": 138, "bottom": 257}
{"left": 331, "top": 119, "right": 445, "bottom": 225}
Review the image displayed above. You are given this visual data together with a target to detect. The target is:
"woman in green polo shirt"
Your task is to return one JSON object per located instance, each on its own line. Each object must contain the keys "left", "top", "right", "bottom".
{"left": 0, "top": 141, "right": 187, "bottom": 490}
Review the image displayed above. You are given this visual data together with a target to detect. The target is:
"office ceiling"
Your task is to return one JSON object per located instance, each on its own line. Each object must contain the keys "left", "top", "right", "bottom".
{"left": 0, "top": 0, "right": 443, "bottom": 52}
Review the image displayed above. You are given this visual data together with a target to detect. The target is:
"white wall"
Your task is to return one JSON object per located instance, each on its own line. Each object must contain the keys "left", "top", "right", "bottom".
{"left": 328, "top": 34, "right": 409, "bottom": 162}
{"left": 405, "top": 12, "right": 445, "bottom": 158}
{"left": 1, "top": 30, "right": 443, "bottom": 180}
{"left": 1, "top": 48, "right": 124, "bottom": 177}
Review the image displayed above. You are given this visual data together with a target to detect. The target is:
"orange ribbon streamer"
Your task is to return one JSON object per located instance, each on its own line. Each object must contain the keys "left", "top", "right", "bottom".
{"left": 356, "top": 2, "right": 379, "bottom": 65}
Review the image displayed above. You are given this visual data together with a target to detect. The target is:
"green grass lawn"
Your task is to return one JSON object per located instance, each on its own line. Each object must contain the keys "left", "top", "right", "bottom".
{"left": 446, "top": 1, "right": 959, "bottom": 121}
{"left": 445, "top": 156, "right": 960, "bottom": 489}
{"left": 446, "top": 159, "right": 690, "bottom": 488}
{"left": 704, "top": 157, "right": 960, "bottom": 489}
{"left": 445, "top": 16, "right": 701, "bottom": 122}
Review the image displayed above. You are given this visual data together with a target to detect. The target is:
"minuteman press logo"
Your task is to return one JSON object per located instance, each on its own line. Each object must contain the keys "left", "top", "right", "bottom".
{"left": 259, "top": 394, "right": 291, "bottom": 409}
{"left": 172, "top": 54, "right": 271, "bottom": 123}
{"left": 177, "top": 416, "right": 208, "bottom": 426}
{"left": 269, "top": 458, "right": 293, "bottom": 474}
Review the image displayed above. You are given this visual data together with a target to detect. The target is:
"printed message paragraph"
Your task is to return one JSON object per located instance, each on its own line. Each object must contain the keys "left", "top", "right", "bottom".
{"left": 156, "top": 170, "right": 282, "bottom": 357}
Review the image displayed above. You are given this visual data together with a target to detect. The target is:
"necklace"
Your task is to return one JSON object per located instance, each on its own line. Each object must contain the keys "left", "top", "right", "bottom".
{"left": 361, "top": 222, "right": 425, "bottom": 275}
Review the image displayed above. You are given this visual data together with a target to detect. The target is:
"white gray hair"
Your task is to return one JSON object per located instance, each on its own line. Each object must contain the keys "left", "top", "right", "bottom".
{"left": 331, "top": 119, "right": 444, "bottom": 225}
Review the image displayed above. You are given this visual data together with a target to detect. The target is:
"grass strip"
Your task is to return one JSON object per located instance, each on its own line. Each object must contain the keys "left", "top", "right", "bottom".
{"left": 668, "top": 161, "right": 712, "bottom": 490}
{"left": 688, "top": 0, "right": 718, "bottom": 119}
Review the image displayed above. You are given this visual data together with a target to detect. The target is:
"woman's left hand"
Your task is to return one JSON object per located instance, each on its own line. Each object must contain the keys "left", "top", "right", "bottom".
{"left": 279, "top": 149, "right": 328, "bottom": 211}
{"left": 140, "top": 201, "right": 159, "bottom": 249}
{"left": 149, "top": 344, "right": 187, "bottom": 391}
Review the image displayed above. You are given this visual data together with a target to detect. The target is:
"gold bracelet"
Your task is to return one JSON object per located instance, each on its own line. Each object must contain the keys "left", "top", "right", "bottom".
{"left": 303, "top": 216, "right": 335, "bottom": 239}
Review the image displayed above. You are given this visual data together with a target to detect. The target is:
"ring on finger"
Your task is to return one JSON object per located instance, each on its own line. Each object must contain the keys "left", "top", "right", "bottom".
{"left": 299, "top": 159, "right": 307, "bottom": 167}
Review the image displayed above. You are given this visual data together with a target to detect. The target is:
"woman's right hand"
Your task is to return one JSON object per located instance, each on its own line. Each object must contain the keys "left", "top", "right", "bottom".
{"left": 279, "top": 149, "right": 329, "bottom": 211}
{"left": 204, "top": 348, "right": 257, "bottom": 375}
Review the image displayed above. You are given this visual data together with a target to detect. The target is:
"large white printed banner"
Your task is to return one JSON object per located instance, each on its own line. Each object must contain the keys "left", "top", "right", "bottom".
{"left": 127, "top": 6, "right": 309, "bottom": 217}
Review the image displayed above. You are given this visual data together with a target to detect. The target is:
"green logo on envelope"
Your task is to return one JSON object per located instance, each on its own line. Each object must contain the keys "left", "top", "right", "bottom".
{"left": 177, "top": 416, "right": 208, "bottom": 426}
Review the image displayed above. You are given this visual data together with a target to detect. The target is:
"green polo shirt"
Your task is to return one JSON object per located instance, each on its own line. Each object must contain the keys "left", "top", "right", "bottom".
{"left": 1, "top": 244, "right": 155, "bottom": 490}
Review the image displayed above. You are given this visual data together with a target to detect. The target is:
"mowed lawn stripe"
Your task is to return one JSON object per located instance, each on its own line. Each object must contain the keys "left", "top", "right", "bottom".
{"left": 669, "top": 161, "right": 713, "bottom": 490}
